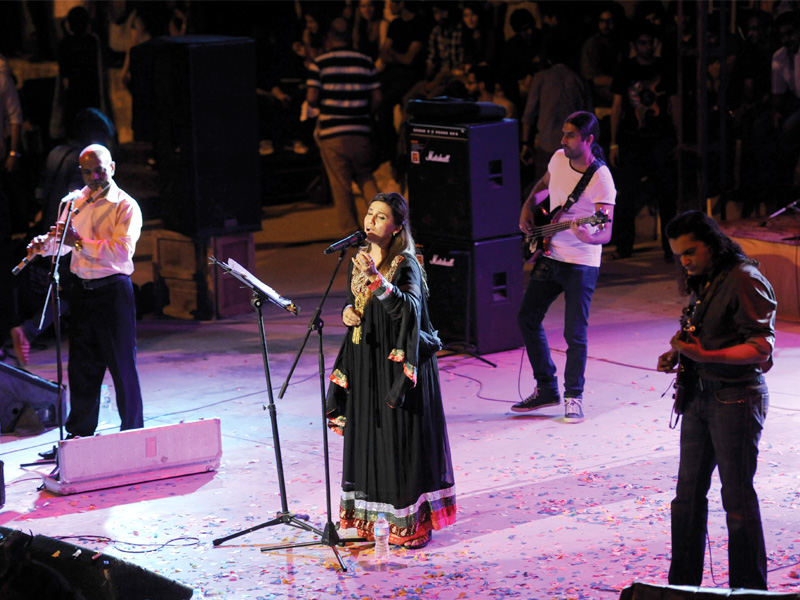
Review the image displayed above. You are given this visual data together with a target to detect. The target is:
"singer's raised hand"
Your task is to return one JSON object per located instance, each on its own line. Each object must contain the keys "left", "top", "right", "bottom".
{"left": 353, "top": 249, "right": 379, "bottom": 281}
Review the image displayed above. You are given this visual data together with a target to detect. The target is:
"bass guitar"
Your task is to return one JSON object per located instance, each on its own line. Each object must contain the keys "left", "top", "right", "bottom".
{"left": 524, "top": 207, "right": 611, "bottom": 262}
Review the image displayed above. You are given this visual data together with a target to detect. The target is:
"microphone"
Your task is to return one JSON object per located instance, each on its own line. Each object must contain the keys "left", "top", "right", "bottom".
{"left": 60, "top": 189, "right": 87, "bottom": 204}
{"left": 324, "top": 230, "right": 367, "bottom": 254}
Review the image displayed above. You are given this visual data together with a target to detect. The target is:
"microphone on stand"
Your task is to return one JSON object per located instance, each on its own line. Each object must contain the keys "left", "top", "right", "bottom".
{"left": 323, "top": 230, "right": 367, "bottom": 254}
{"left": 60, "top": 188, "right": 87, "bottom": 204}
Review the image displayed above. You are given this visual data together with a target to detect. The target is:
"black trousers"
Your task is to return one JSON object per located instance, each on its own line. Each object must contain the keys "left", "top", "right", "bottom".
{"left": 65, "top": 274, "right": 143, "bottom": 436}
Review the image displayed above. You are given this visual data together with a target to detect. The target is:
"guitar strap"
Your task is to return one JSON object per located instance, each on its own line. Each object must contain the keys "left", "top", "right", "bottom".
{"left": 560, "top": 158, "right": 604, "bottom": 214}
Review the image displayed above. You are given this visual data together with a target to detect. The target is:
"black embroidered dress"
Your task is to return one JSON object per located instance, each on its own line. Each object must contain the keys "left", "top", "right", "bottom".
{"left": 326, "top": 252, "right": 456, "bottom": 544}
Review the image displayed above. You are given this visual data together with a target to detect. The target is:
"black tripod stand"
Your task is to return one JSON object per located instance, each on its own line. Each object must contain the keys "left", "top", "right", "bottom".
{"left": 273, "top": 247, "right": 366, "bottom": 570}
{"left": 209, "top": 258, "right": 357, "bottom": 571}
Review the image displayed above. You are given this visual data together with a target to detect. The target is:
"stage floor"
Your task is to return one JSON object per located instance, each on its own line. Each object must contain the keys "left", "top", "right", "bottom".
{"left": 2, "top": 242, "right": 800, "bottom": 599}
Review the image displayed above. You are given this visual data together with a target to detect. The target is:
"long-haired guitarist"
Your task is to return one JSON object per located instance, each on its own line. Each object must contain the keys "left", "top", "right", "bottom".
{"left": 513, "top": 111, "right": 616, "bottom": 423}
{"left": 657, "top": 210, "right": 776, "bottom": 590}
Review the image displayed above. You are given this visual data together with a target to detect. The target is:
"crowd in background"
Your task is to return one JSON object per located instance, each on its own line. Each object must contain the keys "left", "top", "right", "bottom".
{"left": 2, "top": 0, "right": 800, "bottom": 350}
{"left": 3, "top": 2, "right": 800, "bottom": 213}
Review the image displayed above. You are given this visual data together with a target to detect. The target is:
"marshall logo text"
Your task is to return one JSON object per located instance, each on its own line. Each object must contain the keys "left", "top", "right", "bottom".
{"left": 425, "top": 150, "right": 451, "bottom": 164}
{"left": 430, "top": 254, "right": 455, "bottom": 267}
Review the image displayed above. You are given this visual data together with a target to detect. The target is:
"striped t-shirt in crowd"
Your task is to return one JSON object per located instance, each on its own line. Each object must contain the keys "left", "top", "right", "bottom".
{"left": 306, "top": 48, "right": 380, "bottom": 141}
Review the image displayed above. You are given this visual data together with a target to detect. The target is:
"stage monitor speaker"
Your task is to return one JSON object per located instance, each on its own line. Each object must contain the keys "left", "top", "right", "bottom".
{"left": 44, "top": 418, "right": 222, "bottom": 495}
{"left": 132, "top": 35, "right": 262, "bottom": 239}
{"left": 407, "top": 119, "right": 520, "bottom": 242}
{"left": 417, "top": 235, "right": 523, "bottom": 355}
{"left": 619, "top": 582, "right": 800, "bottom": 599}
{"left": 0, "top": 361, "right": 62, "bottom": 434}
{"left": 0, "top": 527, "right": 194, "bottom": 599}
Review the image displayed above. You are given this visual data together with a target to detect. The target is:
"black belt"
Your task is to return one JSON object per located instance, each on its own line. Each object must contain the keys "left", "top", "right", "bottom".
{"left": 695, "top": 375, "right": 764, "bottom": 392}
{"left": 78, "top": 274, "right": 128, "bottom": 290}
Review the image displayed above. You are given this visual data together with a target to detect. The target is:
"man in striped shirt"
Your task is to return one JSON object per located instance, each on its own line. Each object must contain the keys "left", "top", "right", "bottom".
{"left": 307, "top": 17, "right": 382, "bottom": 232}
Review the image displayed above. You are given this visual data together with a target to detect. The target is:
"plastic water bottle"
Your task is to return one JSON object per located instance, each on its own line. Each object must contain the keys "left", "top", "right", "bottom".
{"left": 99, "top": 384, "right": 112, "bottom": 424}
{"left": 374, "top": 513, "right": 390, "bottom": 564}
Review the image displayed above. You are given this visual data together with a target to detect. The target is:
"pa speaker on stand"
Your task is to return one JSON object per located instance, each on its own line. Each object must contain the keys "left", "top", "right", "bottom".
{"left": 131, "top": 35, "right": 262, "bottom": 240}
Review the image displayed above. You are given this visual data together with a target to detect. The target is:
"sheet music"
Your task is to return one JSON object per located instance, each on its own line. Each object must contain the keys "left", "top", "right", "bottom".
{"left": 226, "top": 258, "right": 298, "bottom": 315}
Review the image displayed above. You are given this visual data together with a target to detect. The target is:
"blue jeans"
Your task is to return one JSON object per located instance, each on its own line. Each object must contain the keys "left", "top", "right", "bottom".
{"left": 517, "top": 257, "right": 599, "bottom": 398}
{"left": 669, "top": 379, "right": 769, "bottom": 589}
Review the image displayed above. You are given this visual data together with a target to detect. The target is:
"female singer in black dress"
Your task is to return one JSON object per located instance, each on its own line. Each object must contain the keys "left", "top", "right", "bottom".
{"left": 326, "top": 192, "right": 456, "bottom": 549}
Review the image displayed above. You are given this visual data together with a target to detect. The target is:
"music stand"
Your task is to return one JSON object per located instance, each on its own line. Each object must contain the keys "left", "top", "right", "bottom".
{"left": 208, "top": 257, "right": 354, "bottom": 571}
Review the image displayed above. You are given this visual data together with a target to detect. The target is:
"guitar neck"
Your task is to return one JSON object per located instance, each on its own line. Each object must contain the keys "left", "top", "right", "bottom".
{"left": 531, "top": 215, "right": 598, "bottom": 239}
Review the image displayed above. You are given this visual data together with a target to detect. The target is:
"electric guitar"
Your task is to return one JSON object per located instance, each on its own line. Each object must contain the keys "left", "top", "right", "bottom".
{"left": 523, "top": 207, "right": 611, "bottom": 262}
{"left": 672, "top": 302, "right": 697, "bottom": 416}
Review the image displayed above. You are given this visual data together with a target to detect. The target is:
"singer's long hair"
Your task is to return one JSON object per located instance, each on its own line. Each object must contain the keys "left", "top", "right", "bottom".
{"left": 369, "top": 192, "right": 429, "bottom": 294}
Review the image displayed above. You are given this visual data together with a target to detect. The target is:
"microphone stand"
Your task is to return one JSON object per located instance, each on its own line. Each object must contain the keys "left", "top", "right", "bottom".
{"left": 759, "top": 198, "right": 800, "bottom": 226}
{"left": 273, "top": 247, "right": 365, "bottom": 570}
{"left": 208, "top": 258, "right": 359, "bottom": 572}
{"left": 22, "top": 196, "right": 78, "bottom": 467}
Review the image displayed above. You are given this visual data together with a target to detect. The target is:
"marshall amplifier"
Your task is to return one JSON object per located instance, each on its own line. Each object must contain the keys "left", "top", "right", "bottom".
{"left": 418, "top": 235, "right": 523, "bottom": 355}
{"left": 407, "top": 119, "right": 520, "bottom": 242}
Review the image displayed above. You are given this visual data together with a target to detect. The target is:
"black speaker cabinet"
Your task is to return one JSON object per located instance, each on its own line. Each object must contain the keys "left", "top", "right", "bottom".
{"left": 407, "top": 119, "right": 520, "bottom": 242}
{"left": 417, "top": 235, "right": 523, "bottom": 355}
{"left": 132, "top": 35, "right": 261, "bottom": 239}
{"left": 619, "top": 582, "right": 800, "bottom": 599}
{"left": 0, "top": 361, "right": 61, "bottom": 434}
{"left": 0, "top": 527, "right": 194, "bottom": 599}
